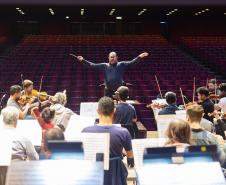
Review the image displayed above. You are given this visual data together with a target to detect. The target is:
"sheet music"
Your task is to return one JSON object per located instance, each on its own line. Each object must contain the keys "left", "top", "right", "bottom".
{"left": 132, "top": 138, "right": 166, "bottom": 168}
{"left": 16, "top": 120, "right": 42, "bottom": 146}
{"left": 0, "top": 131, "right": 12, "bottom": 166}
{"left": 6, "top": 160, "right": 104, "bottom": 185}
{"left": 82, "top": 133, "right": 110, "bottom": 170}
{"left": 155, "top": 115, "right": 176, "bottom": 138}
{"left": 80, "top": 102, "right": 98, "bottom": 118}
{"left": 65, "top": 115, "right": 95, "bottom": 141}
{"left": 137, "top": 162, "right": 226, "bottom": 185}
{"left": 175, "top": 110, "right": 187, "bottom": 120}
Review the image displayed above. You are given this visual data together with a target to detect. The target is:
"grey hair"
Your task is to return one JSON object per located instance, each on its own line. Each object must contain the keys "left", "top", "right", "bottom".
{"left": 1, "top": 106, "right": 19, "bottom": 125}
{"left": 53, "top": 92, "right": 67, "bottom": 105}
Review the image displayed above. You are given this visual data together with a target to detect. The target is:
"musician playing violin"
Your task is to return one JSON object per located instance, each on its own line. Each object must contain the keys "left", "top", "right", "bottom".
{"left": 196, "top": 87, "right": 214, "bottom": 122}
{"left": 214, "top": 83, "right": 226, "bottom": 113}
{"left": 7, "top": 85, "right": 30, "bottom": 119}
{"left": 207, "top": 79, "right": 221, "bottom": 97}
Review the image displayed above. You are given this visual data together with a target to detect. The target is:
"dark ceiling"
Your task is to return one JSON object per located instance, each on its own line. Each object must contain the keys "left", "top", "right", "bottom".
{"left": 1, "top": 6, "right": 226, "bottom": 22}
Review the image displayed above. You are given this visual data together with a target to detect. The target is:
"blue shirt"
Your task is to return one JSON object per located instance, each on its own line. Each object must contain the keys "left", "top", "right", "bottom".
{"left": 82, "top": 125, "right": 132, "bottom": 158}
{"left": 83, "top": 57, "right": 141, "bottom": 90}
{"left": 158, "top": 104, "right": 179, "bottom": 115}
{"left": 114, "top": 103, "right": 137, "bottom": 125}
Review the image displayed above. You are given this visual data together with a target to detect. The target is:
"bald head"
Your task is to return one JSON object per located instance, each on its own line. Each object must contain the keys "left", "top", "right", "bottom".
{"left": 108, "top": 51, "right": 118, "bottom": 64}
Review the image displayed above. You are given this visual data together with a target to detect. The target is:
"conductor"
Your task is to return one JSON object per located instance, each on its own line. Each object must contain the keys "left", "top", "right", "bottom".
{"left": 71, "top": 51, "right": 149, "bottom": 98}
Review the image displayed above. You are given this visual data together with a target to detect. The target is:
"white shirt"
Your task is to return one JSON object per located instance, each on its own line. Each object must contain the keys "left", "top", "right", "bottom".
{"left": 218, "top": 97, "right": 226, "bottom": 112}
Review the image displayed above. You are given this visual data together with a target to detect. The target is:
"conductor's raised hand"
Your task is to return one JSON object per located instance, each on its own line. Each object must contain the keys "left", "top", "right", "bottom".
{"left": 69, "top": 54, "right": 84, "bottom": 62}
{"left": 77, "top": 56, "right": 84, "bottom": 62}
{"left": 138, "top": 52, "right": 149, "bottom": 59}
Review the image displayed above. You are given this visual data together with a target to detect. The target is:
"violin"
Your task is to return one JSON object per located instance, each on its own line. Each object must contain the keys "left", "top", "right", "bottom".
{"left": 208, "top": 111, "right": 226, "bottom": 119}
{"left": 18, "top": 90, "right": 52, "bottom": 106}
{"left": 146, "top": 102, "right": 167, "bottom": 109}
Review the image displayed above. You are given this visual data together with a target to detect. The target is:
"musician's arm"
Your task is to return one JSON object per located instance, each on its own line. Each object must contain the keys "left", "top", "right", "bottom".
{"left": 19, "top": 103, "right": 30, "bottom": 119}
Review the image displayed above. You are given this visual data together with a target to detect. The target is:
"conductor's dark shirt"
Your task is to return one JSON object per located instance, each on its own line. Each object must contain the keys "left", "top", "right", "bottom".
{"left": 82, "top": 57, "right": 141, "bottom": 91}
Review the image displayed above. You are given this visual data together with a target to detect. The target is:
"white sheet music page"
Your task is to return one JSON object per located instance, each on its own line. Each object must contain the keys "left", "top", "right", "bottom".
{"left": 65, "top": 115, "right": 95, "bottom": 141}
{"left": 156, "top": 115, "right": 175, "bottom": 138}
{"left": 80, "top": 102, "right": 98, "bottom": 118}
{"left": 137, "top": 162, "right": 226, "bottom": 185}
{"left": 82, "top": 133, "right": 110, "bottom": 170}
{"left": 132, "top": 138, "right": 166, "bottom": 168}
{"left": 0, "top": 131, "right": 12, "bottom": 166}
{"left": 16, "top": 120, "right": 42, "bottom": 146}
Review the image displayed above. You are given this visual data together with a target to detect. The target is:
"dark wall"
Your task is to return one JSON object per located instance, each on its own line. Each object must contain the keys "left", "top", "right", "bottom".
{"left": 169, "top": 18, "right": 226, "bottom": 37}
{"left": 1, "top": 0, "right": 226, "bottom": 6}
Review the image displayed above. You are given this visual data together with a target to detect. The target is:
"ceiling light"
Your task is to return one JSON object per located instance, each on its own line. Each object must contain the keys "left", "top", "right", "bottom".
{"left": 109, "top": 9, "right": 116, "bottom": 15}
{"left": 202, "top": 10, "right": 205, "bottom": 13}
{"left": 116, "top": 16, "right": 122, "bottom": 20}
{"left": 205, "top": 9, "right": 209, "bottom": 11}
{"left": 138, "top": 10, "right": 146, "bottom": 15}
{"left": 166, "top": 9, "right": 178, "bottom": 16}
{"left": 224, "top": 13, "right": 226, "bottom": 15}
{"left": 81, "top": 8, "right": 84, "bottom": 15}
{"left": 48, "top": 8, "right": 54, "bottom": 15}
{"left": 17, "top": 8, "right": 25, "bottom": 15}
{"left": 66, "top": 16, "right": 70, "bottom": 19}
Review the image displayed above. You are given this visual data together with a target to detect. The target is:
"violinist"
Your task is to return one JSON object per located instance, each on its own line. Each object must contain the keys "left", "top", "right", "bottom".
{"left": 196, "top": 87, "right": 214, "bottom": 122}
{"left": 215, "top": 83, "right": 226, "bottom": 112}
{"left": 158, "top": 92, "right": 180, "bottom": 115}
{"left": 23, "top": 79, "right": 34, "bottom": 97}
{"left": 212, "top": 111, "right": 226, "bottom": 140}
{"left": 207, "top": 79, "right": 221, "bottom": 97}
{"left": 6, "top": 85, "right": 30, "bottom": 119}
{"left": 20, "top": 78, "right": 52, "bottom": 112}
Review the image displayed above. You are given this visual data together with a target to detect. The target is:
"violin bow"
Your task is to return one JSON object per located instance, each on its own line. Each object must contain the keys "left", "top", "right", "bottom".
{"left": 206, "top": 78, "right": 208, "bottom": 89}
{"left": 38, "top": 75, "right": 44, "bottom": 104}
{"left": 180, "top": 87, "right": 186, "bottom": 108}
{"left": 214, "top": 78, "right": 217, "bottom": 103}
{"left": 154, "top": 75, "right": 163, "bottom": 99}
{"left": 192, "top": 77, "right": 196, "bottom": 103}
{"left": 21, "top": 74, "right": 24, "bottom": 92}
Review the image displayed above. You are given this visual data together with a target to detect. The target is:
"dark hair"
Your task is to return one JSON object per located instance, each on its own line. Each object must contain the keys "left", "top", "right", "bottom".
{"left": 196, "top": 87, "right": 209, "bottom": 97}
{"left": 98, "top": 96, "right": 114, "bottom": 116}
{"left": 117, "top": 86, "right": 129, "bottom": 101}
{"left": 44, "top": 128, "right": 65, "bottom": 142}
{"left": 208, "top": 79, "right": 216, "bottom": 84}
{"left": 219, "top": 83, "right": 226, "bottom": 92}
{"left": 165, "top": 92, "right": 177, "bottom": 105}
{"left": 41, "top": 107, "right": 55, "bottom": 123}
{"left": 10, "top": 85, "right": 22, "bottom": 95}
{"left": 166, "top": 119, "right": 191, "bottom": 145}
{"left": 44, "top": 128, "right": 65, "bottom": 151}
